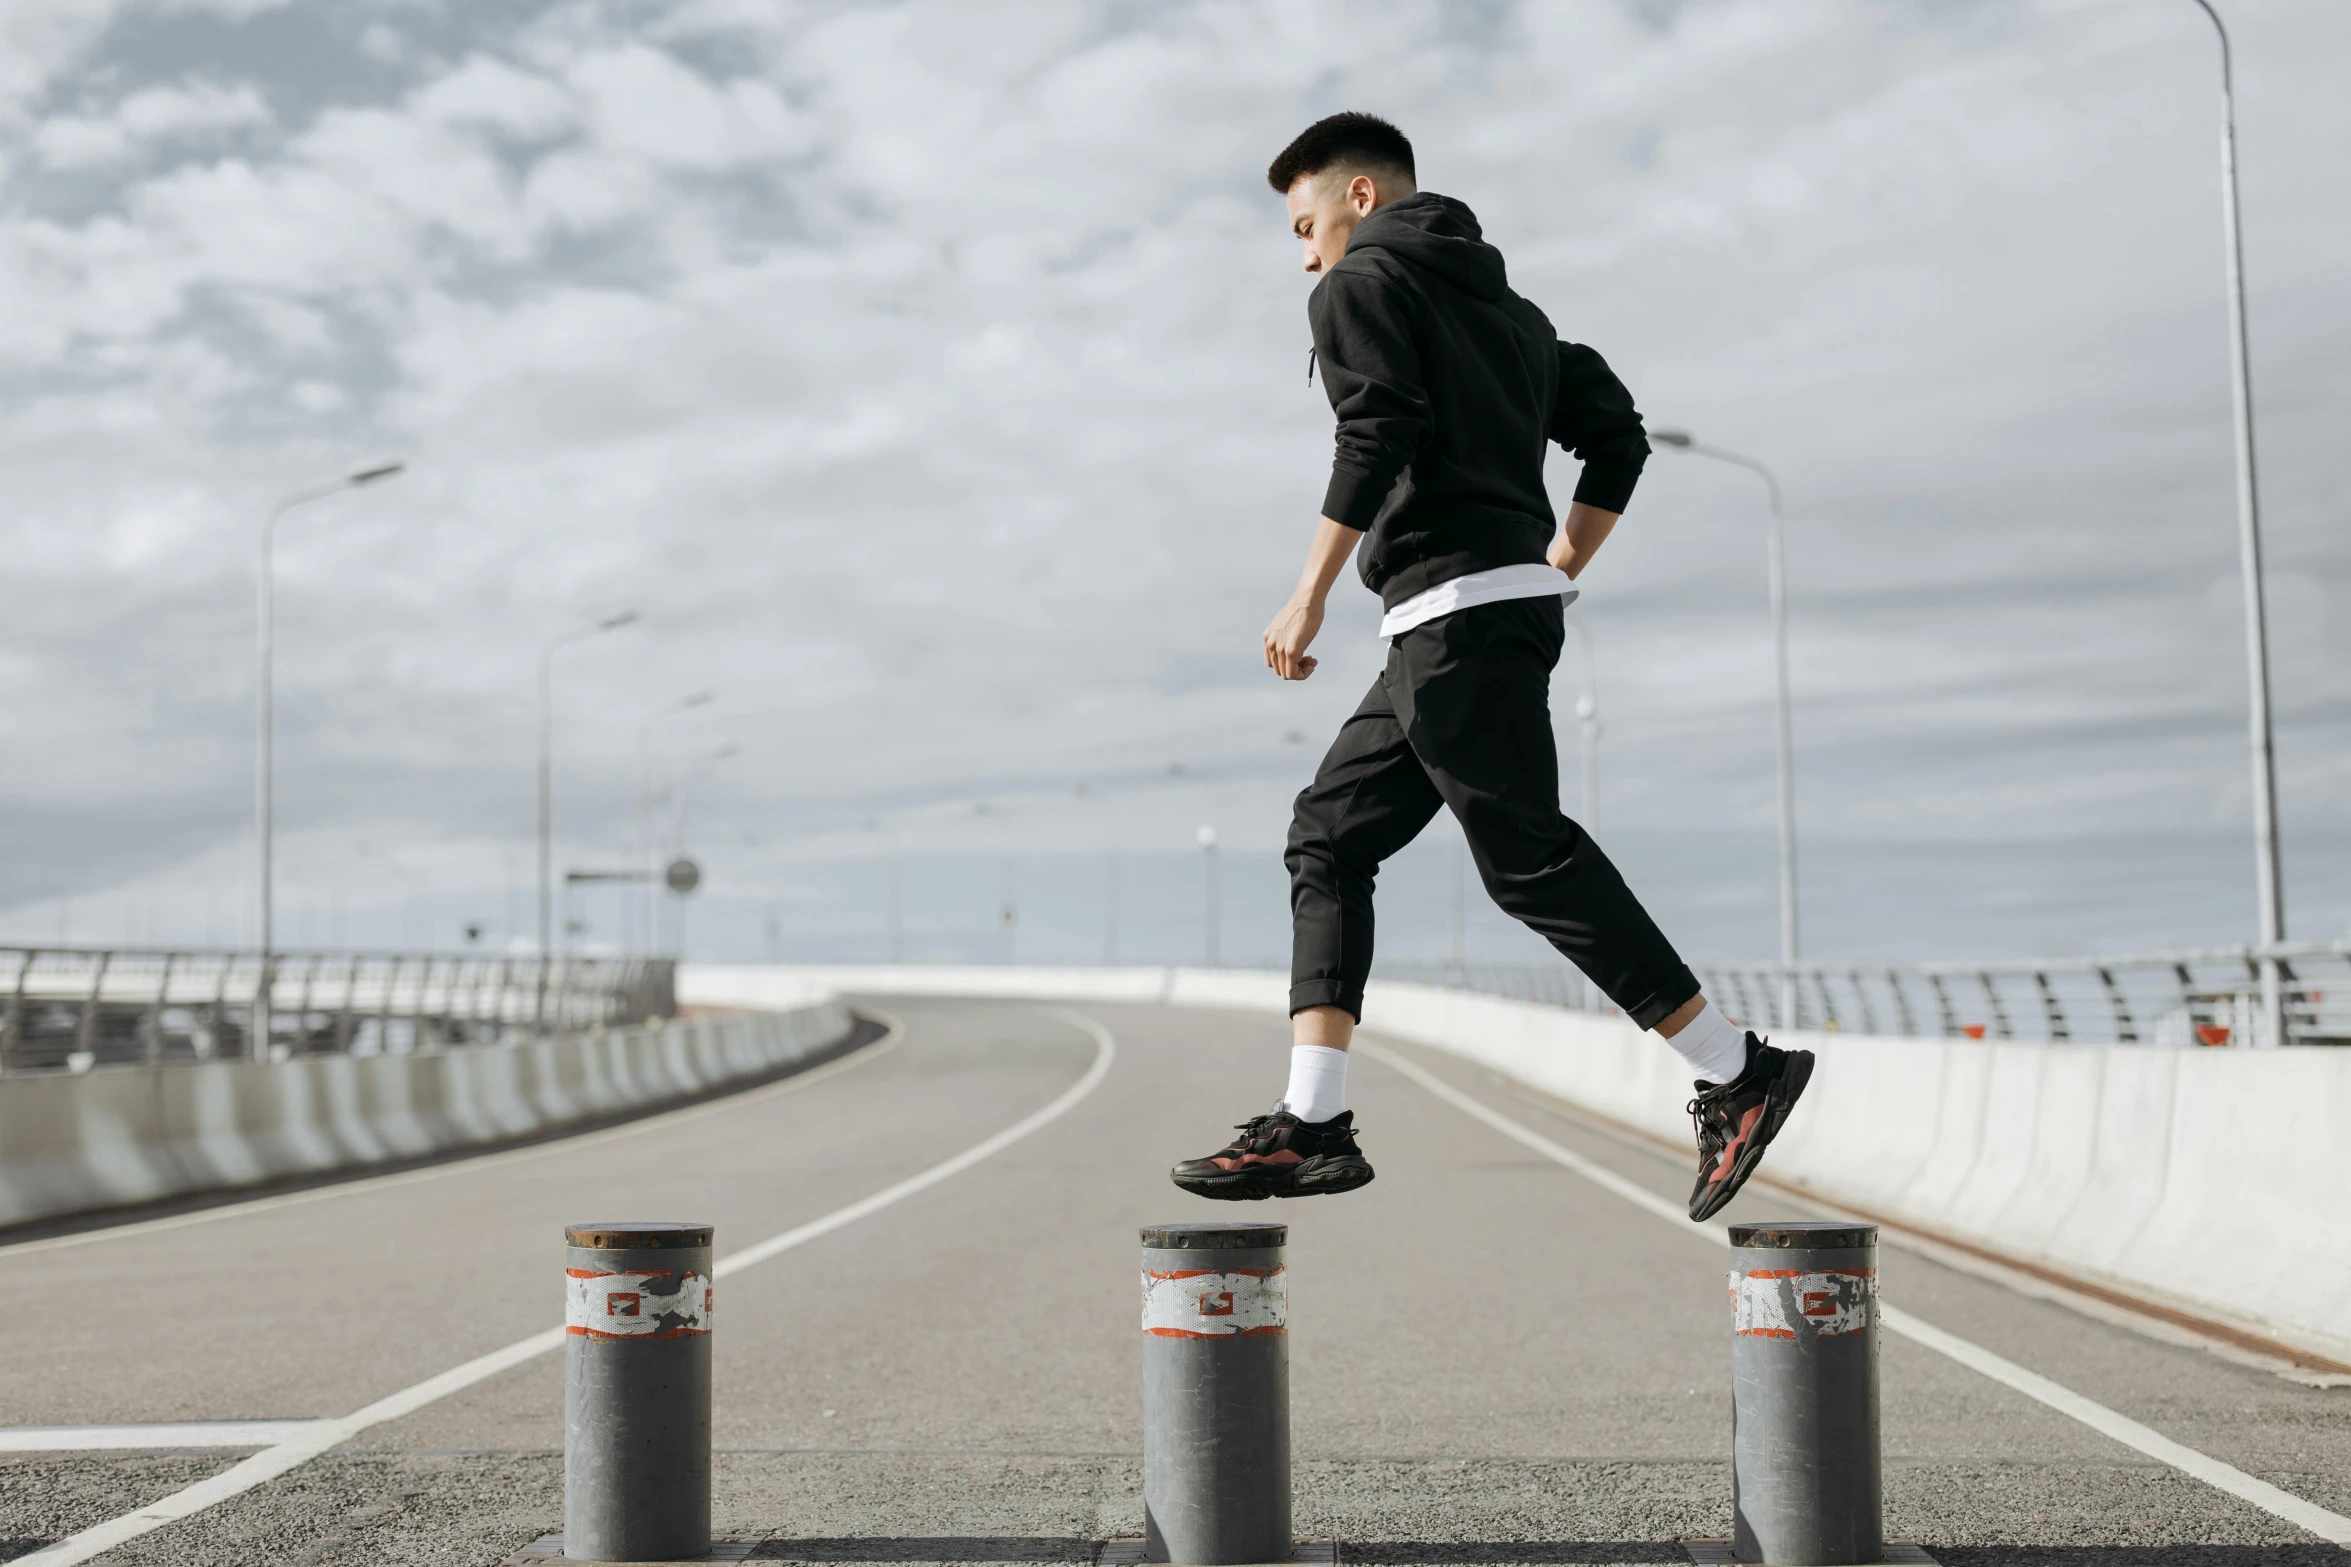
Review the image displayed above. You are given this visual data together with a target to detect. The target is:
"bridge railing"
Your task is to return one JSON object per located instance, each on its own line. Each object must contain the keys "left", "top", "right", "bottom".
{"left": 1376, "top": 940, "right": 2351, "bottom": 1047}
{"left": 0, "top": 948, "right": 678, "bottom": 1075}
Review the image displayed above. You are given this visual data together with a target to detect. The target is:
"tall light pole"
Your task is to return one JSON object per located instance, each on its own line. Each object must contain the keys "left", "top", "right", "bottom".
{"left": 659, "top": 739, "right": 737, "bottom": 958}
{"left": 636, "top": 689, "right": 715, "bottom": 952}
{"left": 538, "top": 612, "right": 638, "bottom": 1013}
{"left": 254, "top": 460, "right": 403, "bottom": 1051}
{"left": 1653, "top": 430, "right": 1799, "bottom": 1025}
{"left": 1197, "top": 824, "right": 1220, "bottom": 967}
{"left": 1566, "top": 613, "right": 1601, "bottom": 833}
{"left": 2188, "top": 0, "right": 2286, "bottom": 1046}
{"left": 667, "top": 740, "right": 740, "bottom": 861}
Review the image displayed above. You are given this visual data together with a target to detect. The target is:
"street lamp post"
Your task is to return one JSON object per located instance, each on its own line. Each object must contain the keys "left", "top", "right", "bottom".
{"left": 538, "top": 611, "right": 638, "bottom": 1026}
{"left": 659, "top": 740, "right": 737, "bottom": 959}
{"left": 254, "top": 459, "right": 404, "bottom": 1055}
{"left": 1566, "top": 613, "right": 1601, "bottom": 833}
{"left": 2188, "top": 0, "right": 2287, "bottom": 1046}
{"left": 1653, "top": 430, "right": 1800, "bottom": 1026}
{"left": 1197, "top": 824, "right": 1220, "bottom": 967}
{"left": 636, "top": 690, "right": 716, "bottom": 953}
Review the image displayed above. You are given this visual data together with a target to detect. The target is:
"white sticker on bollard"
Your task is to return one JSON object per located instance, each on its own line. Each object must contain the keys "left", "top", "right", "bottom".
{"left": 1141, "top": 1268, "right": 1287, "bottom": 1338}
{"left": 565, "top": 1269, "right": 714, "bottom": 1339}
{"left": 1732, "top": 1268, "right": 1876, "bottom": 1339}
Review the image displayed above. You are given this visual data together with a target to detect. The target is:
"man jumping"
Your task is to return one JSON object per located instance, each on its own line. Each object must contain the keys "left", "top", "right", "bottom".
{"left": 1170, "top": 112, "right": 1812, "bottom": 1223}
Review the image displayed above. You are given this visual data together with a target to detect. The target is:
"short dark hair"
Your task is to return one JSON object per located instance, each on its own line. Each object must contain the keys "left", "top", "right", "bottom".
{"left": 1266, "top": 111, "right": 1415, "bottom": 195}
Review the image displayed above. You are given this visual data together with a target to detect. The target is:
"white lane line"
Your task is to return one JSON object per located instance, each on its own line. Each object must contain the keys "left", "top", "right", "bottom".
{"left": 0, "top": 1423, "right": 328, "bottom": 1452}
{"left": 16, "top": 1007, "right": 1114, "bottom": 1567}
{"left": 0, "top": 1009, "right": 904, "bottom": 1261}
{"left": 1357, "top": 1038, "right": 2351, "bottom": 1548}
{"left": 1879, "top": 1304, "right": 2351, "bottom": 1545}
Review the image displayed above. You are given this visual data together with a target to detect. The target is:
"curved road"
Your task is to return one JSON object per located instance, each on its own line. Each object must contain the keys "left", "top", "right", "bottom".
{"left": 3, "top": 997, "right": 2347, "bottom": 1566}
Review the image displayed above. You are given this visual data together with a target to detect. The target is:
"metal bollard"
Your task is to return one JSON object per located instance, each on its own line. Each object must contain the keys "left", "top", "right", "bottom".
{"left": 1140, "top": 1222, "right": 1290, "bottom": 1565}
{"left": 564, "top": 1221, "right": 715, "bottom": 1562}
{"left": 1729, "top": 1221, "right": 1882, "bottom": 1565}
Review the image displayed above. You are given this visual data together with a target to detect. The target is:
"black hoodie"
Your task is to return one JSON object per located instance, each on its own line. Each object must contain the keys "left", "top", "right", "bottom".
{"left": 1308, "top": 191, "right": 1649, "bottom": 610}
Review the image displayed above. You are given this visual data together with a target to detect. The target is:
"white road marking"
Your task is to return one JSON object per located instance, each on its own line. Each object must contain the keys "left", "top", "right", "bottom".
{"left": 0, "top": 1423, "right": 327, "bottom": 1452}
{"left": 16, "top": 1007, "right": 1113, "bottom": 1567}
{"left": 1358, "top": 1038, "right": 2351, "bottom": 1548}
{"left": 0, "top": 1010, "right": 903, "bottom": 1261}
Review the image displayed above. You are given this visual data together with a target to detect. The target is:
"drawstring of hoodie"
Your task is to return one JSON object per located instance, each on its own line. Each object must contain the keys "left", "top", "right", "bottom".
{"left": 1306, "top": 344, "right": 1318, "bottom": 384}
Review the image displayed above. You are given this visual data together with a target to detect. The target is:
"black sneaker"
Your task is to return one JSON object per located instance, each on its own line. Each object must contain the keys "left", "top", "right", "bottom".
{"left": 1170, "top": 1108, "right": 1376, "bottom": 1201}
{"left": 1687, "top": 1037, "right": 1813, "bottom": 1221}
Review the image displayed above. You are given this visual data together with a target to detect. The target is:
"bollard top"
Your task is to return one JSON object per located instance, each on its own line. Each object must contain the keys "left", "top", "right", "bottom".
{"left": 1728, "top": 1219, "right": 1875, "bottom": 1251}
{"left": 1141, "top": 1221, "right": 1286, "bottom": 1250}
{"left": 564, "top": 1221, "right": 714, "bottom": 1250}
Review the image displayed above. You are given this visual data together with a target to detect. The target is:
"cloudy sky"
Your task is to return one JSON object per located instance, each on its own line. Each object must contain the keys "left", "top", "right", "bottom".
{"left": 1, "top": 0, "right": 2345, "bottom": 965}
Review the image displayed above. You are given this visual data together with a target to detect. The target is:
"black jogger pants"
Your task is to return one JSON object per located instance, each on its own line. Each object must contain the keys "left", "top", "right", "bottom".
{"left": 1285, "top": 594, "right": 1700, "bottom": 1029}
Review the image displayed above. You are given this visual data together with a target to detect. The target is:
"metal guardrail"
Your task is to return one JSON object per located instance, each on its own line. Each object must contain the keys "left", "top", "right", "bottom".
{"left": 1376, "top": 940, "right": 2351, "bottom": 1047}
{"left": 0, "top": 948, "right": 677, "bottom": 1075}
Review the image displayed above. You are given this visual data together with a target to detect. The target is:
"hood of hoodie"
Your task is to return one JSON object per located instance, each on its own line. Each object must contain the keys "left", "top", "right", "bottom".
{"left": 1339, "top": 191, "right": 1507, "bottom": 301}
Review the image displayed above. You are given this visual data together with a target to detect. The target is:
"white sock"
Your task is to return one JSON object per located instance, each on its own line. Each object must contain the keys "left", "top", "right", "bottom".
{"left": 1282, "top": 1045, "right": 1349, "bottom": 1124}
{"left": 1663, "top": 1002, "right": 1750, "bottom": 1085}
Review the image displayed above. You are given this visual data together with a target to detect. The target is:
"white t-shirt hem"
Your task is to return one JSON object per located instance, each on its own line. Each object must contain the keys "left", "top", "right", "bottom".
{"left": 1378, "top": 563, "right": 1579, "bottom": 639}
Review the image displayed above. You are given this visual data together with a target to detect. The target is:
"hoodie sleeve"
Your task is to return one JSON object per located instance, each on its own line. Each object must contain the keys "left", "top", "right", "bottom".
{"left": 1309, "top": 266, "right": 1428, "bottom": 532}
{"left": 1550, "top": 341, "right": 1649, "bottom": 514}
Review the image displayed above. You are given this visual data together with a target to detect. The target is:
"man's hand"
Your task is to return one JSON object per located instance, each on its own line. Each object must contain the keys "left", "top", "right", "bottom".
{"left": 1265, "top": 515, "right": 1364, "bottom": 681}
{"left": 1264, "top": 594, "right": 1325, "bottom": 680}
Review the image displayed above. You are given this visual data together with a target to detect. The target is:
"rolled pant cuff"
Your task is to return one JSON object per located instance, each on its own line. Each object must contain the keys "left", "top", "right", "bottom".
{"left": 1623, "top": 966, "right": 1702, "bottom": 1032}
{"left": 1289, "top": 978, "right": 1362, "bottom": 1021}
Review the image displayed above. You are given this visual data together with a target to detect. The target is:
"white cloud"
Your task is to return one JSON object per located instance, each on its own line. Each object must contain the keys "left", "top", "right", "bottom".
{"left": 410, "top": 54, "right": 576, "bottom": 139}
{"left": 564, "top": 42, "right": 812, "bottom": 170}
{"left": 35, "top": 79, "right": 269, "bottom": 167}
{"left": 1, "top": 0, "right": 2347, "bottom": 958}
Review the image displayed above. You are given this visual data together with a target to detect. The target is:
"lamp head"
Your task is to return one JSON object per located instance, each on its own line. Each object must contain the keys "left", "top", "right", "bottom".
{"left": 1650, "top": 430, "right": 1693, "bottom": 449}
{"left": 599, "top": 610, "right": 640, "bottom": 631}
{"left": 348, "top": 461, "right": 406, "bottom": 484}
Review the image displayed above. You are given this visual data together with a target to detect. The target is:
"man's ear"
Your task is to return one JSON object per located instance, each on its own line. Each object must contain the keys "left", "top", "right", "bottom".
{"left": 1348, "top": 173, "right": 1378, "bottom": 214}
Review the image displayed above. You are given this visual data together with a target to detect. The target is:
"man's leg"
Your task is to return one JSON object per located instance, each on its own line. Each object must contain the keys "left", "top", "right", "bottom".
{"left": 1285, "top": 664, "right": 1446, "bottom": 1029}
{"left": 1168, "top": 664, "right": 1442, "bottom": 1200}
{"left": 1389, "top": 597, "right": 1814, "bottom": 1220}
{"left": 1389, "top": 599, "right": 1699, "bottom": 1029}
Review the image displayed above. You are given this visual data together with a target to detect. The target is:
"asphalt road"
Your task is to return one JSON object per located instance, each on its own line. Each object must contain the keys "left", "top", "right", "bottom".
{"left": 4, "top": 997, "right": 2347, "bottom": 1567}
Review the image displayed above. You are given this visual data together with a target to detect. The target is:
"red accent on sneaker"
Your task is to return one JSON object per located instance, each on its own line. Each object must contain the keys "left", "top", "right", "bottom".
{"left": 1707, "top": 1104, "right": 1766, "bottom": 1187}
{"left": 1209, "top": 1149, "right": 1306, "bottom": 1171}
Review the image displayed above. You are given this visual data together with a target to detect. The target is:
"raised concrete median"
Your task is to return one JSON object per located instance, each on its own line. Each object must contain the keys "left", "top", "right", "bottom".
{"left": 0, "top": 999, "right": 854, "bottom": 1229}
{"left": 681, "top": 963, "right": 2351, "bottom": 1369}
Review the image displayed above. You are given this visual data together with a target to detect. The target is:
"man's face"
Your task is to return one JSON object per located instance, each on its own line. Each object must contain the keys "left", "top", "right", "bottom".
{"left": 1286, "top": 170, "right": 1379, "bottom": 275}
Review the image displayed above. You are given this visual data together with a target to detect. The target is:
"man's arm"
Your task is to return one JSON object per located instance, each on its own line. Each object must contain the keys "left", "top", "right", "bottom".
{"left": 1548, "top": 501, "right": 1619, "bottom": 580}
{"left": 1314, "top": 268, "right": 1429, "bottom": 535}
{"left": 1547, "top": 341, "right": 1647, "bottom": 578}
{"left": 1264, "top": 515, "right": 1363, "bottom": 681}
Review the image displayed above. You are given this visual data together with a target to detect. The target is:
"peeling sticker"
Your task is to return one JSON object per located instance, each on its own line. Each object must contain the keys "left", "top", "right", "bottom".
{"left": 565, "top": 1268, "right": 714, "bottom": 1339}
{"left": 1141, "top": 1267, "right": 1287, "bottom": 1337}
{"left": 1730, "top": 1267, "right": 1875, "bottom": 1339}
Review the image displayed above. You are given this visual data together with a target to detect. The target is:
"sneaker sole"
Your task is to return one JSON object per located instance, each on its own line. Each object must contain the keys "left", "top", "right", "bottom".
{"left": 1690, "top": 1051, "right": 1814, "bottom": 1222}
{"left": 1170, "top": 1156, "right": 1376, "bottom": 1202}
{"left": 1274, "top": 1155, "right": 1375, "bottom": 1198}
{"left": 1169, "top": 1168, "right": 1279, "bottom": 1201}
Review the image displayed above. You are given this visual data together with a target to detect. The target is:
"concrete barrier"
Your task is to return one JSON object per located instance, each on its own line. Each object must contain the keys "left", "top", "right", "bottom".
{"left": 0, "top": 1001, "right": 855, "bottom": 1230}
{"left": 678, "top": 964, "right": 2351, "bottom": 1366}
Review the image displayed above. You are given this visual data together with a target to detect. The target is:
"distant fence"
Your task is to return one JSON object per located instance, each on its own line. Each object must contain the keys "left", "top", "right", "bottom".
{"left": 1376, "top": 939, "right": 2351, "bottom": 1046}
{"left": 0, "top": 948, "right": 677, "bottom": 1075}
